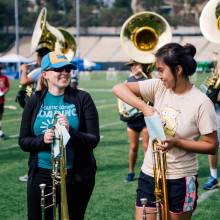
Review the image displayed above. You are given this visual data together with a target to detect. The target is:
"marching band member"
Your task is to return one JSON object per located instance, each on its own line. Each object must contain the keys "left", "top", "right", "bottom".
{"left": 203, "top": 54, "right": 220, "bottom": 190}
{"left": 20, "top": 48, "right": 51, "bottom": 88}
{"left": 113, "top": 43, "right": 218, "bottom": 220}
{"left": 17, "top": 47, "right": 51, "bottom": 108}
{"left": 0, "top": 63, "right": 9, "bottom": 139}
{"left": 199, "top": 0, "right": 220, "bottom": 191}
{"left": 19, "top": 51, "right": 100, "bottom": 220}
{"left": 18, "top": 47, "right": 51, "bottom": 182}
{"left": 122, "top": 60, "right": 152, "bottom": 183}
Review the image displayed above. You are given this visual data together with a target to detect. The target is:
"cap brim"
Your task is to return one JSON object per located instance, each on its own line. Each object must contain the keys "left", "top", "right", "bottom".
{"left": 50, "top": 62, "right": 77, "bottom": 70}
{"left": 125, "top": 60, "right": 138, "bottom": 66}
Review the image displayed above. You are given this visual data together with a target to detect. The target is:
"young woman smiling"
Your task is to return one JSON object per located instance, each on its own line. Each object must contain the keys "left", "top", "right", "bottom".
{"left": 113, "top": 43, "right": 218, "bottom": 220}
{"left": 19, "top": 51, "right": 100, "bottom": 220}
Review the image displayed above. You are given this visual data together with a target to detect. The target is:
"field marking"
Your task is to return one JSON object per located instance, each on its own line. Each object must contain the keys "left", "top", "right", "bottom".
{"left": 2, "top": 103, "right": 117, "bottom": 123}
{"left": 84, "top": 88, "right": 112, "bottom": 92}
{"left": 4, "top": 105, "right": 17, "bottom": 110}
{"left": 2, "top": 118, "right": 21, "bottom": 123}
{"left": 7, "top": 134, "right": 19, "bottom": 138}
{"left": 3, "top": 109, "right": 22, "bottom": 116}
{"left": 0, "top": 121, "right": 122, "bottom": 151}
{"left": 95, "top": 99, "right": 111, "bottom": 104}
{"left": 193, "top": 187, "right": 219, "bottom": 215}
{"left": 0, "top": 144, "right": 19, "bottom": 150}
{"left": 100, "top": 121, "right": 121, "bottom": 128}
{"left": 97, "top": 103, "right": 116, "bottom": 109}
{"left": 197, "top": 187, "right": 219, "bottom": 204}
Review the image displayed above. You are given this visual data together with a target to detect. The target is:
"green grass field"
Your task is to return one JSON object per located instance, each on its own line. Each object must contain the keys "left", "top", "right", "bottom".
{"left": 0, "top": 71, "right": 219, "bottom": 220}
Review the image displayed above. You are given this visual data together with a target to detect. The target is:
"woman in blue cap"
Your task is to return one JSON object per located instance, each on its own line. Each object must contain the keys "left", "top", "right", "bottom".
{"left": 19, "top": 51, "right": 100, "bottom": 220}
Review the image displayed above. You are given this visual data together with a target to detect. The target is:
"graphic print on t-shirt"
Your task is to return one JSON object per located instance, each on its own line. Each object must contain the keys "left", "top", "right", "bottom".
{"left": 34, "top": 92, "right": 79, "bottom": 136}
{"left": 160, "top": 106, "right": 180, "bottom": 137}
{"left": 36, "top": 104, "right": 78, "bottom": 134}
{"left": 33, "top": 92, "right": 79, "bottom": 169}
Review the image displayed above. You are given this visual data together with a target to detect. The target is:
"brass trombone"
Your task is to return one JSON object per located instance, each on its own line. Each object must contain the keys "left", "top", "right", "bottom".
{"left": 39, "top": 114, "right": 69, "bottom": 220}
{"left": 152, "top": 139, "right": 169, "bottom": 220}
{"left": 140, "top": 139, "right": 169, "bottom": 220}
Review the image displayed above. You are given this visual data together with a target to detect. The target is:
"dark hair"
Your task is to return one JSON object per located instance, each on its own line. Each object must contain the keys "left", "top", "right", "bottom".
{"left": 37, "top": 47, "right": 51, "bottom": 58}
{"left": 155, "top": 43, "right": 197, "bottom": 78}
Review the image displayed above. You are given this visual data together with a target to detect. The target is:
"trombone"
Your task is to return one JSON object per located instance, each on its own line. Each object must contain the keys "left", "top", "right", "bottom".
{"left": 152, "top": 139, "right": 169, "bottom": 220}
{"left": 39, "top": 114, "right": 69, "bottom": 220}
{"left": 140, "top": 139, "right": 169, "bottom": 220}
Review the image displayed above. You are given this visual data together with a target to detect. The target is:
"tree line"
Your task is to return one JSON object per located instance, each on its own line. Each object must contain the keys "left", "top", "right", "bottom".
{"left": 0, "top": 0, "right": 206, "bottom": 52}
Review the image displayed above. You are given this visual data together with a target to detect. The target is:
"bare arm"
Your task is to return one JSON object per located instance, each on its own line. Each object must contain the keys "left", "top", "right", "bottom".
{"left": 20, "top": 64, "right": 34, "bottom": 86}
{"left": 112, "top": 82, "right": 155, "bottom": 116}
{"left": 158, "top": 132, "right": 218, "bottom": 154}
{"left": 176, "top": 132, "right": 218, "bottom": 154}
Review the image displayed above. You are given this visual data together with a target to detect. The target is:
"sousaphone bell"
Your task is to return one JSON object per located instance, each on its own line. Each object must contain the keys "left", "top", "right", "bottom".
{"left": 17, "top": 7, "right": 77, "bottom": 108}
{"left": 200, "top": 0, "right": 220, "bottom": 44}
{"left": 30, "top": 7, "right": 76, "bottom": 61}
{"left": 120, "top": 11, "right": 172, "bottom": 64}
{"left": 200, "top": 0, "right": 220, "bottom": 91}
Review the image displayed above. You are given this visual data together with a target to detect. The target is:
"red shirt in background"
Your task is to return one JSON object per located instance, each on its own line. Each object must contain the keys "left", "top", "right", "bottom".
{"left": 0, "top": 74, "right": 9, "bottom": 105}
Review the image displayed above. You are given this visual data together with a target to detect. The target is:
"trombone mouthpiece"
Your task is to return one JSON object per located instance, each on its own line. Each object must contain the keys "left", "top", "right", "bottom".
{"left": 39, "top": 183, "right": 46, "bottom": 190}
{"left": 140, "top": 198, "right": 148, "bottom": 205}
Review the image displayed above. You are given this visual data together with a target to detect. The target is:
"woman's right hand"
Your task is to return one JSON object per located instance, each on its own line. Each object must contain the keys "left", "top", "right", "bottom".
{"left": 20, "top": 64, "right": 28, "bottom": 74}
{"left": 43, "top": 129, "right": 55, "bottom": 144}
{"left": 142, "top": 105, "right": 157, "bottom": 117}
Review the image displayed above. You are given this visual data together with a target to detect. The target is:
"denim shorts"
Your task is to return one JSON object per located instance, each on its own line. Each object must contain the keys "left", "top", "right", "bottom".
{"left": 136, "top": 171, "right": 198, "bottom": 213}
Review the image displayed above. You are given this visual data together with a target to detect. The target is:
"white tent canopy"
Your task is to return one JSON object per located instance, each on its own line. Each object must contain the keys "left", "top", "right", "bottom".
{"left": 0, "top": 53, "right": 33, "bottom": 63}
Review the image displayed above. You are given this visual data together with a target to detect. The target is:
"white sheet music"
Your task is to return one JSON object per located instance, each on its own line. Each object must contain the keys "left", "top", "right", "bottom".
{"left": 53, "top": 123, "right": 70, "bottom": 158}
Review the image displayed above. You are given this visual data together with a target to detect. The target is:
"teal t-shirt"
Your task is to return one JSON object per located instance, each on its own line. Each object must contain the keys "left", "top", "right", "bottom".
{"left": 34, "top": 91, "right": 79, "bottom": 169}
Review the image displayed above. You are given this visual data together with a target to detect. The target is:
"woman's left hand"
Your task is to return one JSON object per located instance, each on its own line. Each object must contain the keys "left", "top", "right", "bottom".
{"left": 57, "top": 113, "right": 70, "bottom": 131}
{"left": 156, "top": 137, "right": 177, "bottom": 152}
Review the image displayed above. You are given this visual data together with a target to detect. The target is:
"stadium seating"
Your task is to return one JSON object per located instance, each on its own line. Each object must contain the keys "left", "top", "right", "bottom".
{"left": 3, "top": 35, "right": 220, "bottom": 65}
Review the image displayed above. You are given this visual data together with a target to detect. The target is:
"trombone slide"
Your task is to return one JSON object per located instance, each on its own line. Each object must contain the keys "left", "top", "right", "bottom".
{"left": 152, "top": 139, "right": 169, "bottom": 220}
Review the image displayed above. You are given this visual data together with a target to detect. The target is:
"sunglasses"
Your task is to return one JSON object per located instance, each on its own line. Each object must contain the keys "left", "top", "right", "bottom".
{"left": 47, "top": 67, "right": 72, "bottom": 73}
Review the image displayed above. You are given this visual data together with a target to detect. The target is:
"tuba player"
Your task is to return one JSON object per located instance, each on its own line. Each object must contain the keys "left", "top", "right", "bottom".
{"left": 120, "top": 60, "right": 153, "bottom": 183}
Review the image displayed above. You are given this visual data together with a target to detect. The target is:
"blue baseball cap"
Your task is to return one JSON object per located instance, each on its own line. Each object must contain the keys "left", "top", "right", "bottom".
{"left": 41, "top": 51, "right": 77, "bottom": 72}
